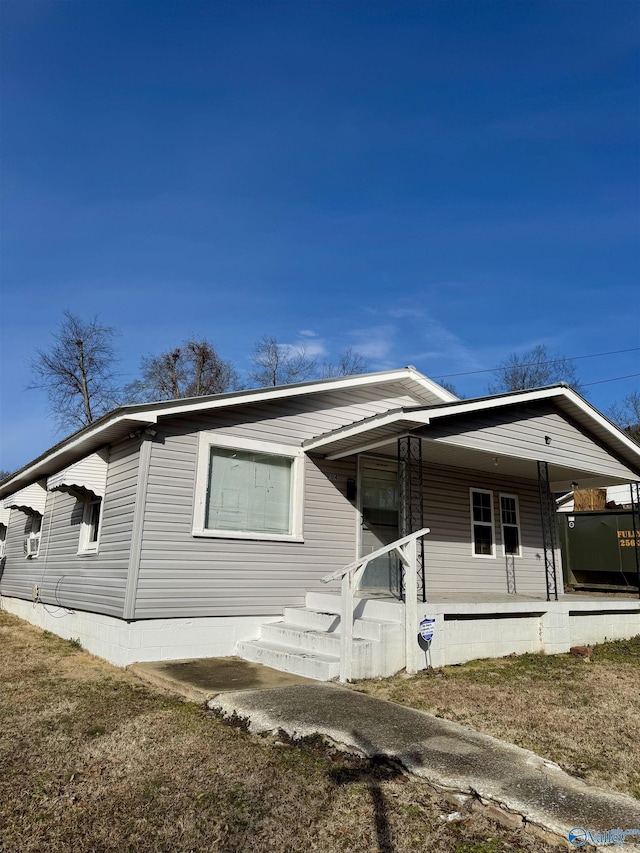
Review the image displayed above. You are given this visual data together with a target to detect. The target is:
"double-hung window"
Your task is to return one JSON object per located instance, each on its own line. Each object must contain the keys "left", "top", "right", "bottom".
{"left": 470, "top": 489, "right": 495, "bottom": 557}
{"left": 499, "top": 494, "right": 521, "bottom": 557}
{"left": 193, "top": 434, "right": 304, "bottom": 541}
{"left": 79, "top": 496, "right": 102, "bottom": 554}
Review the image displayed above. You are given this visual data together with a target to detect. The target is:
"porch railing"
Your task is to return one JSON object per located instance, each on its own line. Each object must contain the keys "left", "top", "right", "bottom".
{"left": 321, "top": 528, "right": 430, "bottom": 683}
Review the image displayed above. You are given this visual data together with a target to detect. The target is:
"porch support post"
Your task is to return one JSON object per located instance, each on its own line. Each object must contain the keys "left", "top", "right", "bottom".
{"left": 630, "top": 482, "right": 640, "bottom": 601}
{"left": 398, "top": 436, "right": 426, "bottom": 602}
{"left": 537, "top": 460, "right": 559, "bottom": 602}
{"left": 404, "top": 536, "right": 418, "bottom": 674}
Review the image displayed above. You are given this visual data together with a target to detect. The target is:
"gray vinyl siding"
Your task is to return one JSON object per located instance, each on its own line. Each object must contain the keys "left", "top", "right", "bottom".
{"left": 0, "top": 439, "right": 140, "bottom": 617}
{"left": 422, "top": 462, "right": 547, "bottom": 597}
{"left": 425, "top": 404, "right": 637, "bottom": 480}
{"left": 135, "top": 450, "right": 355, "bottom": 617}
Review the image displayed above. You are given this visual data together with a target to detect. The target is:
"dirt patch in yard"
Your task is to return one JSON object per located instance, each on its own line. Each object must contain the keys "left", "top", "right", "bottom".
{"left": 0, "top": 611, "right": 566, "bottom": 853}
{"left": 350, "top": 637, "right": 640, "bottom": 801}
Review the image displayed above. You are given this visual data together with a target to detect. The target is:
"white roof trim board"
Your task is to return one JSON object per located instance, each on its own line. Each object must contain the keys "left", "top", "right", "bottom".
{"left": 4, "top": 482, "right": 47, "bottom": 515}
{"left": 47, "top": 451, "right": 109, "bottom": 498}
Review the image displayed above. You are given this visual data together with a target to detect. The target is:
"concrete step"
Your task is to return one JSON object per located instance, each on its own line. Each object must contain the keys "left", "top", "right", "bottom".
{"left": 283, "top": 606, "right": 402, "bottom": 641}
{"left": 260, "top": 622, "right": 371, "bottom": 656}
{"left": 236, "top": 639, "right": 340, "bottom": 681}
{"left": 282, "top": 606, "right": 340, "bottom": 633}
{"left": 306, "top": 591, "right": 405, "bottom": 622}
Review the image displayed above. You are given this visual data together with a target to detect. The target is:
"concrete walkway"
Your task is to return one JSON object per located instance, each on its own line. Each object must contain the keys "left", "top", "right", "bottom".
{"left": 130, "top": 658, "right": 640, "bottom": 848}
{"left": 210, "top": 684, "right": 640, "bottom": 849}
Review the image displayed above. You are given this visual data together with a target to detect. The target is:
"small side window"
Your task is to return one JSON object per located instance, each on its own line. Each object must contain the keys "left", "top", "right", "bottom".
{"left": 79, "top": 497, "right": 102, "bottom": 554}
{"left": 0, "top": 524, "right": 6, "bottom": 558}
{"left": 24, "top": 513, "right": 42, "bottom": 558}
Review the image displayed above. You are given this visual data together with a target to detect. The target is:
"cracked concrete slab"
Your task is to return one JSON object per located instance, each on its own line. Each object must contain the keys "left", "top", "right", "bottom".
{"left": 209, "top": 683, "right": 640, "bottom": 849}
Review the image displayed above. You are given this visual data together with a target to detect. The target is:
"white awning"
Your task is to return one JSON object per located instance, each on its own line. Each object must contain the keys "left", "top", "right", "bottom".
{"left": 47, "top": 450, "right": 108, "bottom": 498}
{"left": 0, "top": 506, "right": 11, "bottom": 526}
{"left": 4, "top": 482, "right": 47, "bottom": 515}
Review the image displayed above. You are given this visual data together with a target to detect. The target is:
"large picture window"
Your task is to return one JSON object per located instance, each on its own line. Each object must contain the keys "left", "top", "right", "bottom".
{"left": 193, "top": 434, "right": 304, "bottom": 541}
{"left": 499, "top": 493, "right": 521, "bottom": 557}
{"left": 470, "top": 488, "right": 495, "bottom": 558}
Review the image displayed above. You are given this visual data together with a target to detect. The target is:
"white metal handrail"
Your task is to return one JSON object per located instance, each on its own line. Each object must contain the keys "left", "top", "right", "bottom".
{"left": 321, "top": 528, "right": 430, "bottom": 682}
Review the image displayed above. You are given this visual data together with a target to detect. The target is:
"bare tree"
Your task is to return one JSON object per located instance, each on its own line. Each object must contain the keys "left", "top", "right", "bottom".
{"left": 608, "top": 390, "right": 640, "bottom": 442}
{"left": 439, "top": 380, "right": 461, "bottom": 398}
{"left": 29, "top": 311, "right": 120, "bottom": 431}
{"left": 488, "top": 344, "right": 582, "bottom": 394}
{"left": 250, "top": 337, "right": 318, "bottom": 387}
{"left": 0, "top": 470, "right": 13, "bottom": 482}
{"left": 126, "top": 339, "right": 239, "bottom": 402}
{"left": 321, "top": 348, "right": 370, "bottom": 378}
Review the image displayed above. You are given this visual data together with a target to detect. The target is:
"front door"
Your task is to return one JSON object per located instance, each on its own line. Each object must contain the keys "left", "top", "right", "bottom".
{"left": 358, "top": 458, "right": 402, "bottom": 596}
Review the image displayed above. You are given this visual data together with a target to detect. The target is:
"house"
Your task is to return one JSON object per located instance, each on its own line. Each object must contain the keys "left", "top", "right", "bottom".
{"left": 1, "top": 367, "right": 639, "bottom": 681}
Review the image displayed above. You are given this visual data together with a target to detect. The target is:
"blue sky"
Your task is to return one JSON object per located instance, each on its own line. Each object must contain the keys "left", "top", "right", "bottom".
{"left": 1, "top": 0, "right": 639, "bottom": 473}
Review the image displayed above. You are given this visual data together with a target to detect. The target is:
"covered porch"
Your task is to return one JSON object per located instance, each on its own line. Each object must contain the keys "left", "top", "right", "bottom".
{"left": 305, "top": 389, "right": 640, "bottom": 606}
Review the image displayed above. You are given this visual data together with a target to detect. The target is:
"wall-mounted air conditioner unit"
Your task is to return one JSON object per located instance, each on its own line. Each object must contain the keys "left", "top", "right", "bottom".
{"left": 24, "top": 535, "right": 40, "bottom": 557}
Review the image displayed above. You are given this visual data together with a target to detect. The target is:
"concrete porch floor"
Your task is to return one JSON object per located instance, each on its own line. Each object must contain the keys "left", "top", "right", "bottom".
{"left": 427, "top": 590, "right": 640, "bottom": 603}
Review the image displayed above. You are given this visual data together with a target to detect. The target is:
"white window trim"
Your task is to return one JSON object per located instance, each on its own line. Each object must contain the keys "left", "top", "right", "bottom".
{"left": 469, "top": 488, "right": 495, "bottom": 559}
{"left": 0, "top": 524, "right": 6, "bottom": 559}
{"left": 78, "top": 495, "right": 103, "bottom": 555}
{"left": 499, "top": 492, "right": 522, "bottom": 558}
{"left": 192, "top": 433, "right": 305, "bottom": 542}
